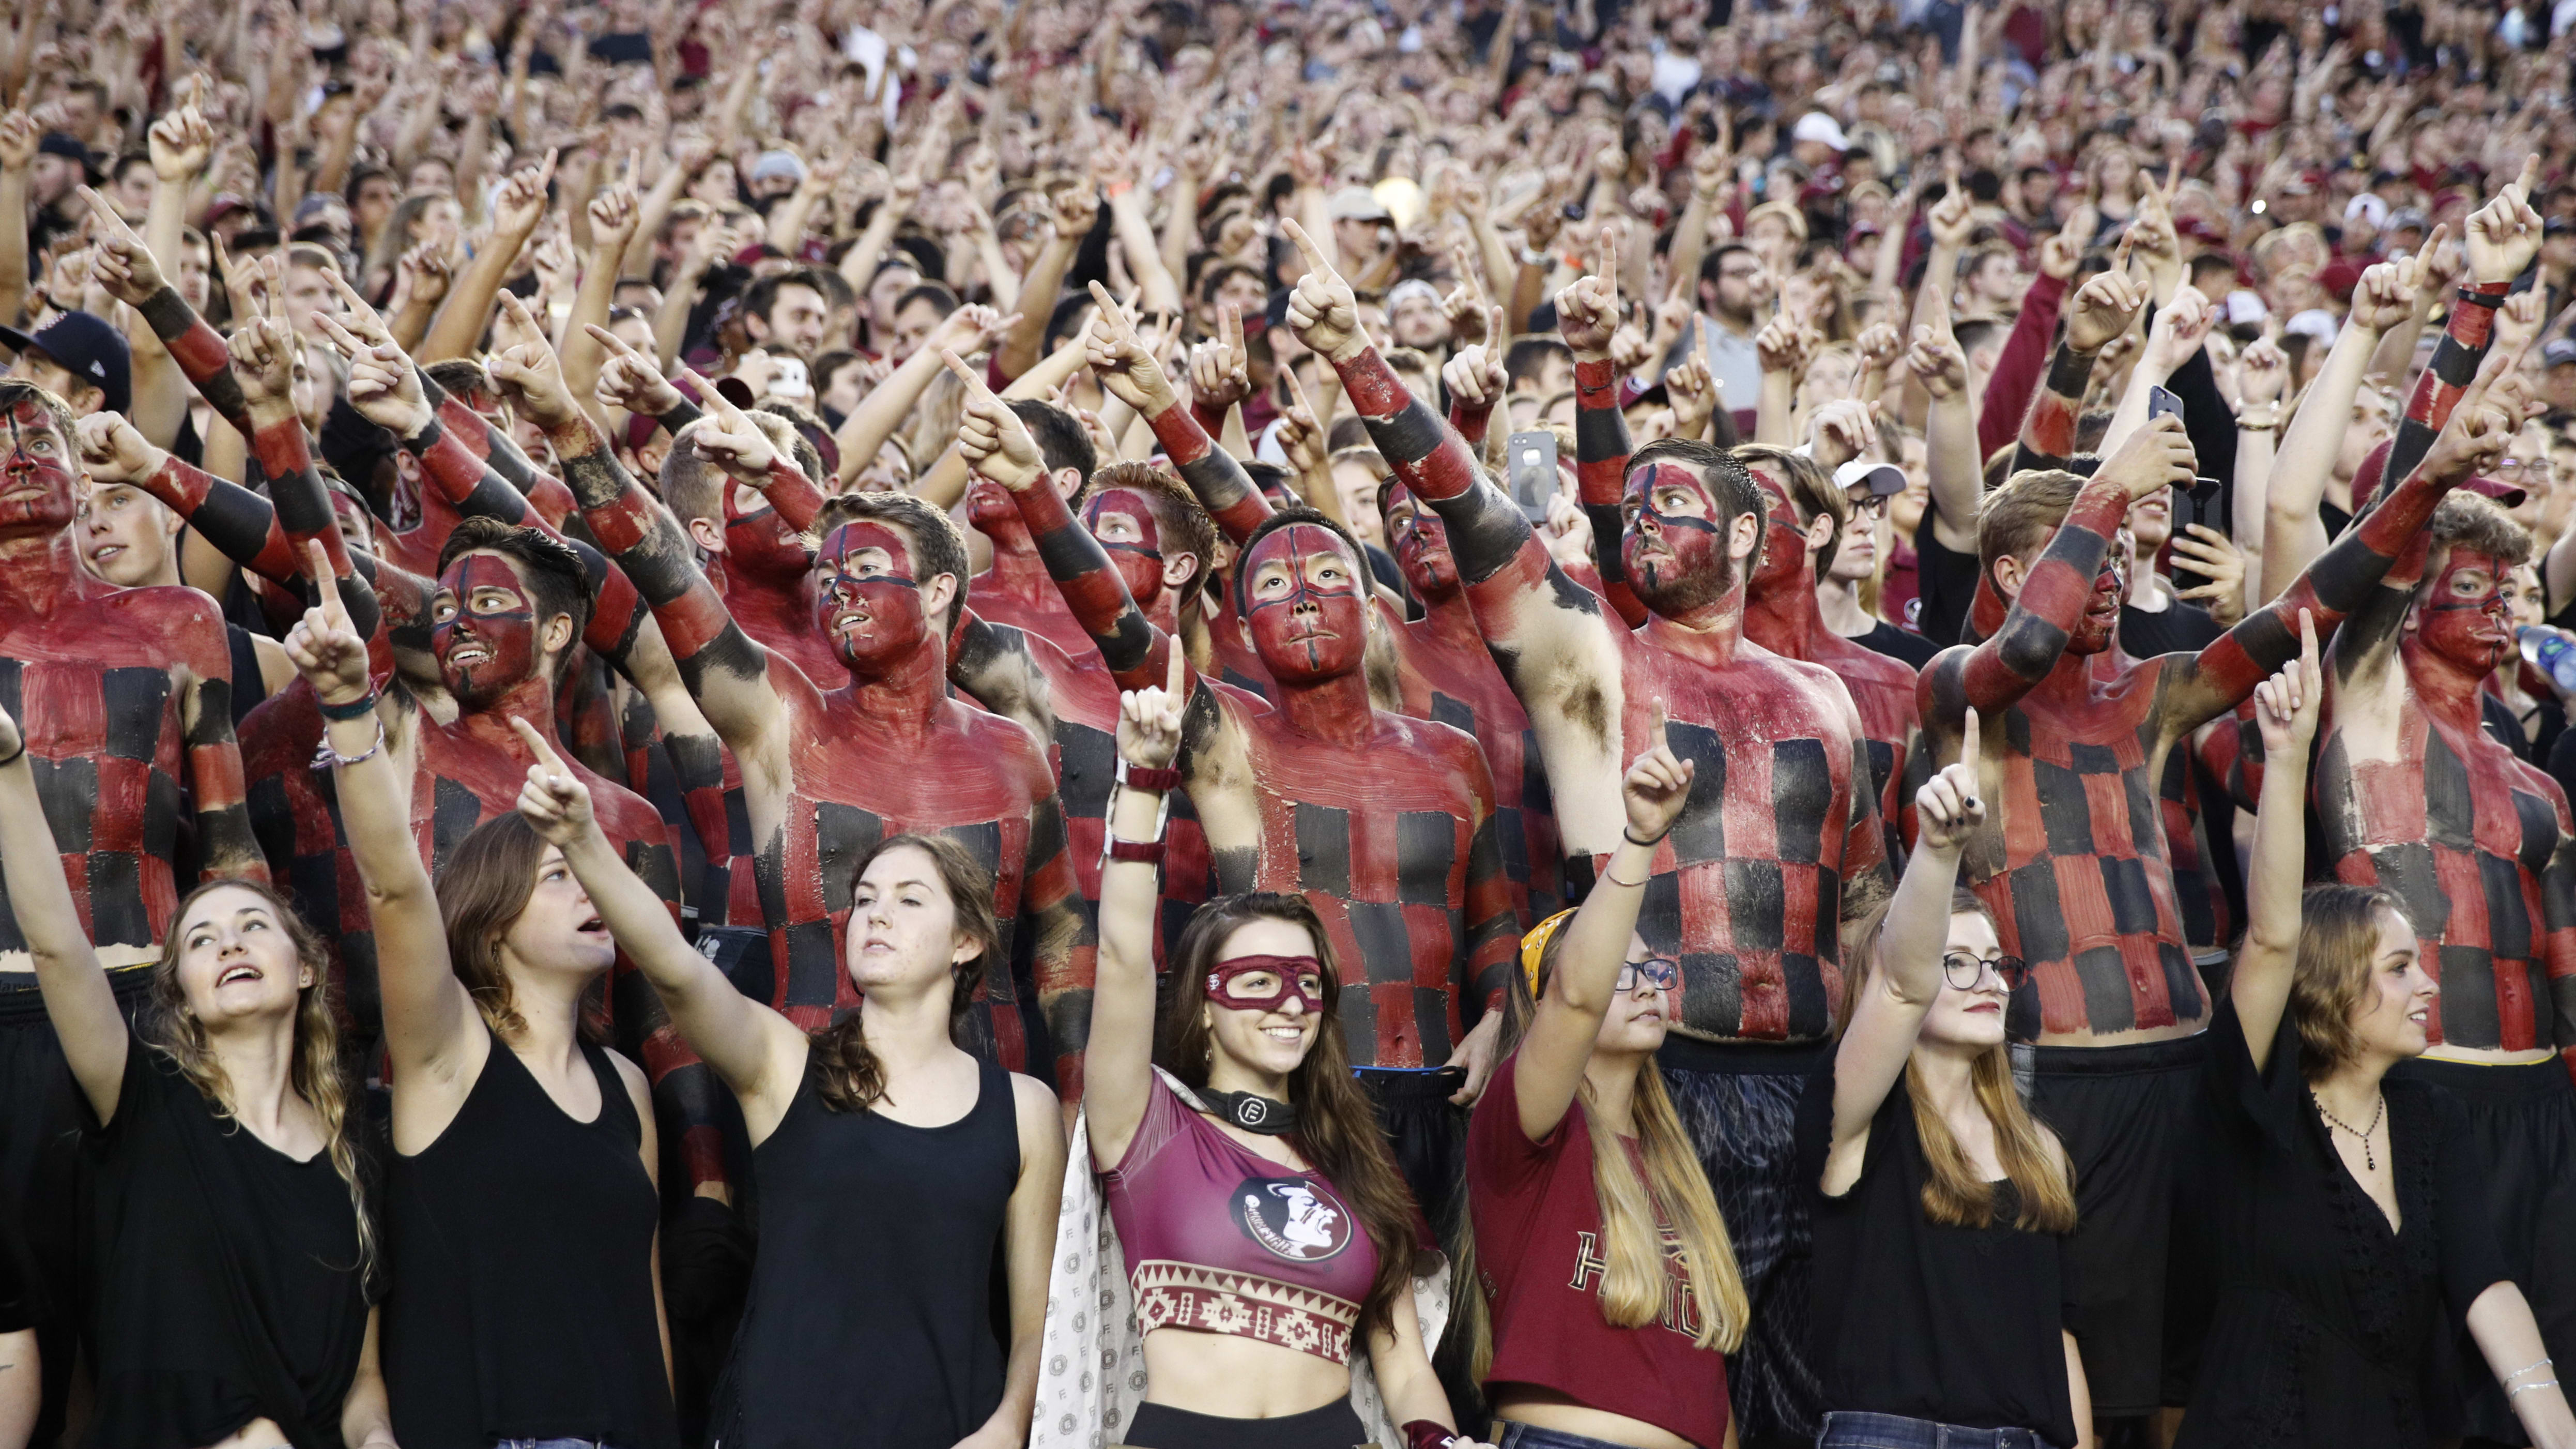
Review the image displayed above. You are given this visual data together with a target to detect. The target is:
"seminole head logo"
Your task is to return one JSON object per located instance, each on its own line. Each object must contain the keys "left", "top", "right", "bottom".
{"left": 1229, "top": 1176, "right": 1352, "bottom": 1263}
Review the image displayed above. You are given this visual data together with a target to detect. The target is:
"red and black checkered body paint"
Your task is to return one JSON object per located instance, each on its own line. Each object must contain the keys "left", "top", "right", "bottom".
{"left": 2007, "top": 342, "right": 2099, "bottom": 476}
{"left": 1146, "top": 401, "right": 1558, "bottom": 925}
{"left": 136, "top": 287, "right": 255, "bottom": 437}
{"left": 1325, "top": 347, "right": 1893, "bottom": 1045}
{"left": 550, "top": 413, "right": 1094, "bottom": 1094}
{"left": 1920, "top": 445, "right": 2477, "bottom": 1041}
{"left": 968, "top": 479, "right": 1097, "bottom": 661}
{"left": 1449, "top": 389, "right": 1496, "bottom": 450}
{"left": 1003, "top": 466, "right": 1520, "bottom": 1064}
{"left": 2385, "top": 282, "right": 2509, "bottom": 490}
{"left": 2316, "top": 536, "right": 2576, "bottom": 1072}
{"left": 949, "top": 609, "right": 1217, "bottom": 962}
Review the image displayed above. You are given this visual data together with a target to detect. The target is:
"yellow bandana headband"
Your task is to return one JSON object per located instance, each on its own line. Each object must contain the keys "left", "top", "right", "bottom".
{"left": 1519, "top": 909, "right": 1578, "bottom": 997}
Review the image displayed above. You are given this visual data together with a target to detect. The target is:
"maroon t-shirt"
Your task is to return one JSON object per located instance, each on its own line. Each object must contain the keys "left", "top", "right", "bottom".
{"left": 1465, "top": 1055, "right": 1732, "bottom": 1449}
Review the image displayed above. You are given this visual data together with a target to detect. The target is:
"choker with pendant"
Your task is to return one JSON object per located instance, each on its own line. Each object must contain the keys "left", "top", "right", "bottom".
{"left": 1200, "top": 1088, "right": 1299, "bottom": 1135}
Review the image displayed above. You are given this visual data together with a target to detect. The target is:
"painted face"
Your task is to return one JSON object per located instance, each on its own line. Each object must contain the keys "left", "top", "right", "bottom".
{"left": 0, "top": 400, "right": 78, "bottom": 531}
{"left": 433, "top": 552, "right": 547, "bottom": 707}
{"left": 964, "top": 476, "right": 1020, "bottom": 536}
{"left": 1238, "top": 522, "right": 1368, "bottom": 682}
{"left": 2414, "top": 547, "right": 2512, "bottom": 675}
{"left": 1084, "top": 486, "right": 1166, "bottom": 609}
{"left": 1743, "top": 461, "right": 1810, "bottom": 594}
{"left": 1384, "top": 484, "right": 1458, "bottom": 598}
{"left": 2052, "top": 530, "right": 2130, "bottom": 657}
{"left": 1206, "top": 954, "right": 1327, "bottom": 1014}
{"left": 724, "top": 479, "right": 814, "bottom": 585}
{"left": 1621, "top": 461, "right": 1732, "bottom": 616}
{"left": 814, "top": 520, "right": 930, "bottom": 672}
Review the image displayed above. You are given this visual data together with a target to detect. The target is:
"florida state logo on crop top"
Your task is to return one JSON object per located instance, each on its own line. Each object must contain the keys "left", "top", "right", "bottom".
{"left": 1231, "top": 1178, "right": 1354, "bottom": 1263}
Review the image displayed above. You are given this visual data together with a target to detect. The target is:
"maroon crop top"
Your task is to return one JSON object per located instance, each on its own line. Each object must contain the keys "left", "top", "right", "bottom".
{"left": 1102, "top": 1074, "right": 1381, "bottom": 1364}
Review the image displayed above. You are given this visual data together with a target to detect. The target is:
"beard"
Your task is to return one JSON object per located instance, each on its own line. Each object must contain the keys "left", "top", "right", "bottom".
{"left": 1630, "top": 547, "right": 1735, "bottom": 618}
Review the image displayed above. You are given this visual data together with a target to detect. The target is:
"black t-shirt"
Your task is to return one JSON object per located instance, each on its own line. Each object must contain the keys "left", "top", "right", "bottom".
{"left": 82, "top": 1044, "right": 374, "bottom": 1449}
{"left": 1797, "top": 1059, "right": 2078, "bottom": 1446}
{"left": 0, "top": 1204, "right": 30, "bottom": 1335}
{"left": 2120, "top": 595, "right": 2224, "bottom": 660}
{"left": 1913, "top": 512, "right": 1982, "bottom": 648}
{"left": 1847, "top": 618, "right": 1942, "bottom": 669}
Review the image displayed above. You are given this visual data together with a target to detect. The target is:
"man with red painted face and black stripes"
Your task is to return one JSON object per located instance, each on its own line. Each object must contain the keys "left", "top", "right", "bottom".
{"left": 1289, "top": 220, "right": 1893, "bottom": 1447}
{"left": 0, "top": 375, "right": 266, "bottom": 1446}
{"left": 949, "top": 349, "right": 1519, "bottom": 1234}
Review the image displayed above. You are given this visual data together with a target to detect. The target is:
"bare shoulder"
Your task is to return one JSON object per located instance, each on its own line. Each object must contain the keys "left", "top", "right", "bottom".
{"left": 606, "top": 1047, "right": 654, "bottom": 1112}
{"left": 1008, "top": 1071, "right": 1065, "bottom": 1158}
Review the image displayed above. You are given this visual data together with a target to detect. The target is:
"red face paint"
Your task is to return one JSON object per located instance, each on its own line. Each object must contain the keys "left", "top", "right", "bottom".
{"left": 1239, "top": 523, "right": 1368, "bottom": 683}
{"left": 1083, "top": 487, "right": 1166, "bottom": 610}
{"left": 724, "top": 479, "right": 815, "bottom": 586}
{"left": 1207, "top": 953, "right": 1327, "bottom": 1014}
{"left": 1745, "top": 463, "right": 1808, "bottom": 594}
{"left": 0, "top": 401, "right": 78, "bottom": 532}
{"left": 2416, "top": 548, "right": 2513, "bottom": 675}
{"left": 814, "top": 521, "right": 929, "bottom": 673}
{"left": 965, "top": 476, "right": 1021, "bottom": 535}
{"left": 433, "top": 552, "right": 544, "bottom": 707}
{"left": 2068, "top": 547, "right": 2127, "bottom": 655}
{"left": 1385, "top": 483, "right": 1458, "bottom": 598}
{"left": 1620, "top": 462, "right": 1729, "bottom": 615}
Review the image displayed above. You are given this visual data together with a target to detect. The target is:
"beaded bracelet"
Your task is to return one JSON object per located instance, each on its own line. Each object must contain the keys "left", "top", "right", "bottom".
{"left": 311, "top": 718, "right": 387, "bottom": 771}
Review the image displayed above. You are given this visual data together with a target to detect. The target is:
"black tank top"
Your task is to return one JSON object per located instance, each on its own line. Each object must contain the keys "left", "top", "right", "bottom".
{"left": 383, "top": 1029, "right": 678, "bottom": 1449}
{"left": 225, "top": 623, "right": 269, "bottom": 727}
{"left": 718, "top": 1055, "right": 1020, "bottom": 1449}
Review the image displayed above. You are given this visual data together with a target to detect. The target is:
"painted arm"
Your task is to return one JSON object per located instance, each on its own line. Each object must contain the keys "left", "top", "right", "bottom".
{"left": 1975, "top": 266, "right": 2071, "bottom": 461}
{"left": 514, "top": 722, "right": 809, "bottom": 1136}
{"left": 1509, "top": 742, "right": 1685, "bottom": 1142}
{"left": 1823, "top": 721, "right": 1984, "bottom": 1194}
{"left": 2234, "top": 619, "right": 2321, "bottom": 1075}
{"left": 1019, "top": 782, "right": 1093, "bottom": 1100}
{"left": 1084, "top": 280, "right": 1274, "bottom": 544}
{"left": 1923, "top": 418, "right": 2196, "bottom": 722}
{"left": 2385, "top": 174, "right": 2542, "bottom": 489}
{"left": 0, "top": 707, "right": 130, "bottom": 1122}
{"left": 2010, "top": 260, "right": 2151, "bottom": 476}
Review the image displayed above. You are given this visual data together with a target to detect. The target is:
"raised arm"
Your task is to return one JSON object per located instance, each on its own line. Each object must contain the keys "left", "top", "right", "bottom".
{"left": 1822, "top": 712, "right": 1984, "bottom": 1193}
{"left": 828, "top": 303, "right": 1011, "bottom": 497}
{"left": 2261, "top": 260, "right": 2413, "bottom": 604}
{"left": 993, "top": 187, "right": 1096, "bottom": 384}
{"left": 1085, "top": 280, "right": 1271, "bottom": 544}
{"left": 1922, "top": 417, "right": 2198, "bottom": 724}
{"left": 2381, "top": 164, "right": 2542, "bottom": 491}
{"left": 1975, "top": 236, "right": 2076, "bottom": 462}
{"left": 2231, "top": 616, "right": 2320, "bottom": 1074}
{"left": 1555, "top": 242, "right": 1651, "bottom": 629}
{"left": 1910, "top": 289, "right": 1982, "bottom": 554}
{"left": 490, "top": 298, "right": 788, "bottom": 760}
{"left": 1509, "top": 736, "right": 1691, "bottom": 1143}
{"left": 2011, "top": 250, "right": 2150, "bottom": 476}
{"left": 510, "top": 719, "right": 808, "bottom": 1136}
{"left": 0, "top": 704, "right": 129, "bottom": 1122}
{"left": 419, "top": 149, "right": 558, "bottom": 364}
{"left": 282, "top": 547, "right": 479, "bottom": 1082}
{"left": 1084, "top": 650, "right": 1187, "bottom": 1167}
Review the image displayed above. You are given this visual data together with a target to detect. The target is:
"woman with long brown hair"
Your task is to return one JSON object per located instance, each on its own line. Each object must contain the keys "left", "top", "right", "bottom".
{"left": 508, "top": 723, "right": 1066, "bottom": 1449}
{"left": 1084, "top": 655, "right": 1473, "bottom": 1449}
{"left": 0, "top": 696, "right": 386, "bottom": 1449}
{"left": 285, "top": 555, "right": 676, "bottom": 1449}
{"left": 1802, "top": 705, "right": 2088, "bottom": 1449}
{"left": 1459, "top": 726, "right": 1748, "bottom": 1449}
{"left": 2176, "top": 621, "right": 2576, "bottom": 1449}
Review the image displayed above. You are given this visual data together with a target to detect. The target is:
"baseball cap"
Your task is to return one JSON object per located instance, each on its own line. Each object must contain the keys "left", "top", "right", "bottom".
{"left": 2545, "top": 338, "right": 2576, "bottom": 368}
{"left": 748, "top": 150, "right": 807, "bottom": 185}
{"left": 2225, "top": 290, "right": 2270, "bottom": 328}
{"left": 1326, "top": 185, "right": 1390, "bottom": 223}
{"left": 36, "top": 132, "right": 95, "bottom": 178}
{"left": 1834, "top": 457, "right": 1907, "bottom": 498}
{"left": 1791, "top": 112, "right": 1850, "bottom": 152}
{"left": 2344, "top": 192, "right": 2390, "bottom": 229}
{"left": 0, "top": 310, "right": 132, "bottom": 414}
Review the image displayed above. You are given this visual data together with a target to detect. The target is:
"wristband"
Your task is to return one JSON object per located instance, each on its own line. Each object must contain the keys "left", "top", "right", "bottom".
{"left": 318, "top": 691, "right": 379, "bottom": 722}
{"left": 1623, "top": 825, "right": 1667, "bottom": 848}
{"left": 2455, "top": 286, "right": 2505, "bottom": 309}
{"left": 1107, "top": 838, "right": 1167, "bottom": 865}
{"left": 1117, "top": 762, "right": 1182, "bottom": 793}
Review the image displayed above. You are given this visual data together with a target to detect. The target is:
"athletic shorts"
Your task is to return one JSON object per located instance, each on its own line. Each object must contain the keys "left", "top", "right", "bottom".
{"left": 2029, "top": 1031, "right": 2209, "bottom": 1420}
{"left": 2392, "top": 1055, "right": 2576, "bottom": 1447}
{"left": 1658, "top": 1035, "right": 1831, "bottom": 1449}
{"left": 1122, "top": 1398, "right": 1369, "bottom": 1449}
{"left": 1355, "top": 1065, "right": 1468, "bottom": 1240}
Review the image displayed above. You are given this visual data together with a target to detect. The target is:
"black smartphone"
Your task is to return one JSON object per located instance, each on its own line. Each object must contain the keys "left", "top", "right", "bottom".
{"left": 2146, "top": 385, "right": 2185, "bottom": 424}
{"left": 2168, "top": 476, "right": 2225, "bottom": 599}
{"left": 1505, "top": 430, "right": 1558, "bottom": 522}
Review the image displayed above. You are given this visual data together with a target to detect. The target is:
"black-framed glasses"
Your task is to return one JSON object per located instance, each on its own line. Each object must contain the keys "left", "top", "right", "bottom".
{"left": 1941, "top": 952, "right": 2028, "bottom": 990}
{"left": 1846, "top": 492, "right": 1888, "bottom": 521}
{"left": 1618, "top": 957, "right": 1681, "bottom": 994}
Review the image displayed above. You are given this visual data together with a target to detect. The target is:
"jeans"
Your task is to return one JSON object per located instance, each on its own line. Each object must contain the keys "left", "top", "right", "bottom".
{"left": 1815, "top": 1411, "right": 2063, "bottom": 1449}
{"left": 1495, "top": 1423, "right": 1675, "bottom": 1449}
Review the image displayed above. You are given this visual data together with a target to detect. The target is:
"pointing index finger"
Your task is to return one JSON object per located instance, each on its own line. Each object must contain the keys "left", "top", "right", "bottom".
{"left": 941, "top": 348, "right": 999, "bottom": 403}
{"left": 1960, "top": 705, "right": 1981, "bottom": 769}
{"left": 1086, "top": 280, "right": 1141, "bottom": 343}
{"left": 1165, "top": 640, "right": 1184, "bottom": 697}
{"left": 508, "top": 715, "right": 569, "bottom": 775}
{"left": 1281, "top": 217, "right": 1331, "bottom": 275}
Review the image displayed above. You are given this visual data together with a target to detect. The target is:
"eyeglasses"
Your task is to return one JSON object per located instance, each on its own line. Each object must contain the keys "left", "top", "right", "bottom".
{"left": 1846, "top": 493, "right": 1887, "bottom": 520}
{"left": 1941, "top": 952, "right": 2028, "bottom": 990}
{"left": 2492, "top": 458, "right": 2553, "bottom": 479}
{"left": 1618, "top": 957, "right": 1681, "bottom": 994}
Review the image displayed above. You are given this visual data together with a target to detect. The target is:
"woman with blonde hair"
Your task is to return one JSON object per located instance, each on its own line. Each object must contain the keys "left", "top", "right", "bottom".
{"left": 1462, "top": 725, "right": 1749, "bottom": 1449}
{"left": 2174, "top": 617, "right": 2576, "bottom": 1449}
{"left": 1801, "top": 704, "right": 2088, "bottom": 1449}
{"left": 0, "top": 695, "right": 386, "bottom": 1449}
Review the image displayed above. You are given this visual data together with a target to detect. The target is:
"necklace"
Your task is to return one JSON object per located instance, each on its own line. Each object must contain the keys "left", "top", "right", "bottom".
{"left": 1200, "top": 1088, "right": 1299, "bottom": 1135}
{"left": 2313, "top": 1090, "right": 2387, "bottom": 1171}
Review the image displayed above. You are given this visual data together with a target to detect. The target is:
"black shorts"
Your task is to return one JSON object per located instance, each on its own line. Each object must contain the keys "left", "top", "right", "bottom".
{"left": 2029, "top": 1031, "right": 2209, "bottom": 1420}
{"left": 1122, "top": 1397, "right": 1369, "bottom": 1449}
{"left": 1659, "top": 1035, "right": 1832, "bottom": 1449}
{"left": 0, "top": 965, "right": 155, "bottom": 1447}
{"left": 1355, "top": 1065, "right": 1468, "bottom": 1239}
{"left": 2391, "top": 1055, "right": 2576, "bottom": 1447}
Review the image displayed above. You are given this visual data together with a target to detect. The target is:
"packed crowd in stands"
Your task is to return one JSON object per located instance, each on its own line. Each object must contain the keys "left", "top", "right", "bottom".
{"left": 3, "top": 2, "right": 2576, "bottom": 1448}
